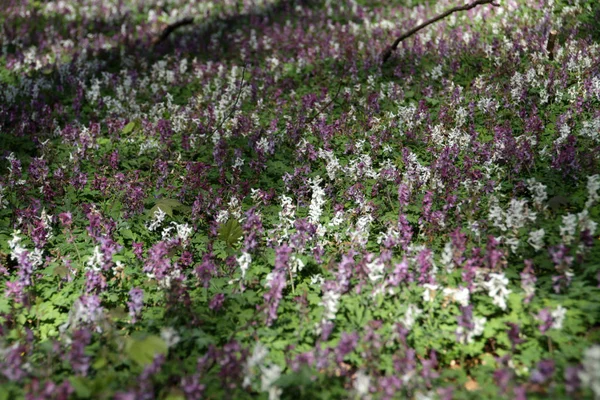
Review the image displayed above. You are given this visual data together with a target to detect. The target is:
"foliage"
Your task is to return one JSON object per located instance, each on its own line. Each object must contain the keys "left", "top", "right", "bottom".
{"left": 0, "top": 0, "right": 599, "bottom": 399}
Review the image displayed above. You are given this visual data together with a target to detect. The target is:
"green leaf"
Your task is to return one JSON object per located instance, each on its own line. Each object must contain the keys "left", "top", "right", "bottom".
{"left": 69, "top": 376, "right": 92, "bottom": 398}
{"left": 218, "top": 219, "right": 243, "bottom": 247}
{"left": 148, "top": 198, "right": 182, "bottom": 218}
{"left": 92, "top": 357, "right": 107, "bottom": 370}
{"left": 275, "top": 366, "right": 313, "bottom": 388}
{"left": 126, "top": 335, "right": 168, "bottom": 367}
{"left": 122, "top": 121, "right": 136, "bottom": 134}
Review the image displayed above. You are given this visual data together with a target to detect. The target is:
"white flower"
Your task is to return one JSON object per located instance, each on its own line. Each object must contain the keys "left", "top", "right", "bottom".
{"left": 400, "top": 304, "right": 422, "bottom": 330}
{"left": 86, "top": 246, "right": 103, "bottom": 272}
{"left": 310, "top": 274, "right": 324, "bottom": 285}
{"left": 484, "top": 273, "right": 511, "bottom": 310}
{"left": 174, "top": 222, "right": 193, "bottom": 242}
{"left": 353, "top": 370, "right": 371, "bottom": 397}
{"left": 526, "top": 178, "right": 548, "bottom": 207}
{"left": 321, "top": 289, "right": 341, "bottom": 321}
{"left": 443, "top": 287, "right": 470, "bottom": 307}
{"left": 505, "top": 199, "right": 537, "bottom": 230}
{"left": 260, "top": 364, "right": 282, "bottom": 400}
{"left": 243, "top": 342, "right": 269, "bottom": 387}
{"left": 422, "top": 284, "right": 438, "bottom": 303}
{"left": 308, "top": 176, "right": 326, "bottom": 225}
{"left": 527, "top": 228, "right": 545, "bottom": 251}
{"left": 456, "top": 316, "right": 486, "bottom": 344}
{"left": 579, "top": 345, "right": 600, "bottom": 399}
{"left": 415, "top": 391, "right": 435, "bottom": 400}
{"left": 160, "top": 327, "right": 180, "bottom": 348}
{"left": 585, "top": 174, "right": 600, "bottom": 209}
{"left": 237, "top": 252, "right": 252, "bottom": 280}
{"left": 289, "top": 255, "right": 303, "bottom": 274}
{"left": 146, "top": 207, "right": 167, "bottom": 231}
{"left": 366, "top": 257, "right": 385, "bottom": 283}
{"left": 318, "top": 149, "right": 341, "bottom": 180}
{"left": 440, "top": 241, "right": 454, "bottom": 273}
{"left": 551, "top": 305, "right": 567, "bottom": 330}
{"left": 560, "top": 213, "right": 577, "bottom": 245}
{"left": 215, "top": 209, "right": 229, "bottom": 224}
{"left": 248, "top": 343, "right": 269, "bottom": 370}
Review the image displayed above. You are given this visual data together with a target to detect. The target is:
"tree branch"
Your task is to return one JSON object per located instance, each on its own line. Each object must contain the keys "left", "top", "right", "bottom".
{"left": 381, "top": 0, "right": 499, "bottom": 64}
{"left": 153, "top": 17, "right": 195, "bottom": 46}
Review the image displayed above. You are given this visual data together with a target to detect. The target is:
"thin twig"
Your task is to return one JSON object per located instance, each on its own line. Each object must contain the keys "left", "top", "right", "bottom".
{"left": 381, "top": 0, "right": 499, "bottom": 64}
{"left": 209, "top": 64, "right": 247, "bottom": 137}
{"left": 303, "top": 77, "right": 345, "bottom": 127}
{"left": 153, "top": 17, "right": 195, "bottom": 46}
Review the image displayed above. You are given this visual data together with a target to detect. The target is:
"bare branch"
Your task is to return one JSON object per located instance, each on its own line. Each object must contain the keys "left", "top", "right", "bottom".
{"left": 381, "top": 0, "right": 499, "bottom": 64}
{"left": 153, "top": 17, "right": 194, "bottom": 46}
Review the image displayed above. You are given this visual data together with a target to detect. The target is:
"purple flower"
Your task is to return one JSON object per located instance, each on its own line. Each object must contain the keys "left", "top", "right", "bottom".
{"left": 520, "top": 260, "right": 537, "bottom": 303}
{"left": 493, "top": 367, "right": 513, "bottom": 394}
{"left": 209, "top": 293, "right": 225, "bottom": 311}
{"left": 536, "top": 308, "right": 553, "bottom": 334}
{"left": 132, "top": 242, "right": 144, "bottom": 260}
{"left": 58, "top": 212, "right": 72, "bottom": 228}
{"left": 506, "top": 323, "right": 525, "bottom": 351}
{"left": 0, "top": 342, "right": 28, "bottom": 381}
{"left": 181, "top": 374, "right": 205, "bottom": 400}
{"left": 530, "top": 359, "right": 555, "bottom": 384}
{"left": 144, "top": 241, "right": 172, "bottom": 280}
{"left": 195, "top": 253, "right": 217, "bottom": 289}
{"left": 84, "top": 270, "right": 107, "bottom": 294}
{"left": 68, "top": 329, "right": 92, "bottom": 376}
{"left": 397, "top": 184, "right": 410, "bottom": 210}
{"left": 564, "top": 365, "right": 582, "bottom": 394}
{"left": 5, "top": 280, "right": 24, "bottom": 302}
{"left": 128, "top": 288, "right": 144, "bottom": 323}
{"left": 335, "top": 332, "right": 359, "bottom": 364}
{"left": 264, "top": 268, "right": 287, "bottom": 326}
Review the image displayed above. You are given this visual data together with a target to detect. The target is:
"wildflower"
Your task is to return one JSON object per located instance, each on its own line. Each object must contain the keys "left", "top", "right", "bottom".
{"left": 422, "top": 283, "right": 438, "bottom": 303}
{"left": 400, "top": 304, "right": 422, "bottom": 330}
{"left": 551, "top": 305, "right": 567, "bottom": 330}
{"left": 579, "top": 345, "right": 600, "bottom": 398}
{"left": 455, "top": 305, "right": 486, "bottom": 344}
{"left": 146, "top": 207, "right": 167, "bottom": 232}
{"left": 506, "top": 323, "right": 525, "bottom": 350}
{"left": 160, "top": 327, "right": 180, "bottom": 348}
{"left": 526, "top": 178, "right": 548, "bottom": 207}
{"left": 260, "top": 364, "right": 282, "bottom": 400}
{"left": 128, "top": 288, "right": 144, "bottom": 323}
{"left": 443, "top": 287, "right": 470, "bottom": 307}
{"left": 320, "top": 287, "right": 341, "bottom": 321}
{"left": 585, "top": 174, "right": 600, "bottom": 209}
{"left": 264, "top": 245, "right": 291, "bottom": 326}
{"left": 308, "top": 176, "right": 326, "bottom": 225}
{"left": 527, "top": 228, "right": 545, "bottom": 251}
{"left": 335, "top": 332, "right": 359, "bottom": 363}
{"left": 520, "top": 260, "right": 537, "bottom": 303}
{"left": 484, "top": 272, "right": 511, "bottom": 310}
{"left": 236, "top": 252, "right": 252, "bottom": 280}
{"left": 353, "top": 370, "right": 371, "bottom": 398}
{"left": 209, "top": 293, "right": 225, "bottom": 311}
{"left": 530, "top": 359, "right": 555, "bottom": 384}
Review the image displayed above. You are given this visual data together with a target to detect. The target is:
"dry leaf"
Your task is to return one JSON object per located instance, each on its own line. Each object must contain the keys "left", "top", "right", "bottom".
{"left": 465, "top": 377, "right": 479, "bottom": 391}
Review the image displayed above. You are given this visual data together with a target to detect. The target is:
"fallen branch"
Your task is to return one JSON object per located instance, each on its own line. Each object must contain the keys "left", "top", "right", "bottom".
{"left": 546, "top": 30, "right": 558, "bottom": 61}
{"left": 381, "top": 0, "right": 499, "bottom": 64}
{"left": 153, "top": 17, "right": 194, "bottom": 46}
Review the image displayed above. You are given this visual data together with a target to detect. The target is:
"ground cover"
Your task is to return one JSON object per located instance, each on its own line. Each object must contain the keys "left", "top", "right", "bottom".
{"left": 0, "top": 0, "right": 599, "bottom": 398}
